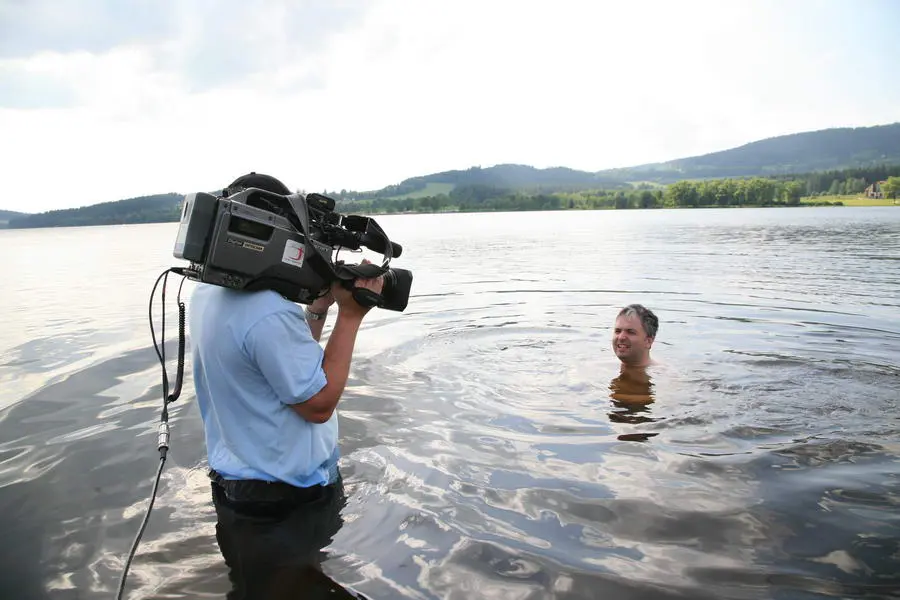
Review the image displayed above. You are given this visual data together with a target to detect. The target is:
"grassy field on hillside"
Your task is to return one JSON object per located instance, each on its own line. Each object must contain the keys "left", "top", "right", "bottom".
{"left": 627, "top": 181, "right": 667, "bottom": 189}
{"left": 801, "top": 194, "right": 898, "bottom": 207}
{"left": 386, "top": 182, "right": 455, "bottom": 199}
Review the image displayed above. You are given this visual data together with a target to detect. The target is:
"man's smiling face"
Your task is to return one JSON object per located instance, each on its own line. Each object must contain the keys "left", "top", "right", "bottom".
{"left": 612, "top": 313, "right": 654, "bottom": 366}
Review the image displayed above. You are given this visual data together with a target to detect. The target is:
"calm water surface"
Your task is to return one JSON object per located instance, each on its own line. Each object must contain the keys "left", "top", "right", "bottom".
{"left": 1, "top": 207, "right": 898, "bottom": 599}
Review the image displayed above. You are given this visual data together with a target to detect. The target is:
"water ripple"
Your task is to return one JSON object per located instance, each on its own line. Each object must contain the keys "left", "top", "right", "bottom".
{"left": 1, "top": 211, "right": 899, "bottom": 599}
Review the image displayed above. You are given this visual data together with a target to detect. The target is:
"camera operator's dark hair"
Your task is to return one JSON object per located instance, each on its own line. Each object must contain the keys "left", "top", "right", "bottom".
{"left": 618, "top": 304, "right": 659, "bottom": 339}
{"left": 224, "top": 172, "right": 291, "bottom": 197}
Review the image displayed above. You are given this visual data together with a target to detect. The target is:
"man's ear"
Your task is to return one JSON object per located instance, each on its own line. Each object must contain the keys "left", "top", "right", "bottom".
{"left": 645, "top": 336, "right": 655, "bottom": 348}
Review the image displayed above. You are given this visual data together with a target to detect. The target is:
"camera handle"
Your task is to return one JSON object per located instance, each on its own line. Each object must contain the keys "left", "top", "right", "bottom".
{"left": 333, "top": 255, "right": 388, "bottom": 308}
{"left": 351, "top": 287, "right": 383, "bottom": 308}
{"left": 334, "top": 268, "right": 385, "bottom": 308}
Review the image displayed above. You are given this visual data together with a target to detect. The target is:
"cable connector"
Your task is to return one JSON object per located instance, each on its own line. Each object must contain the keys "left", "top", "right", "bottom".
{"left": 157, "top": 422, "right": 170, "bottom": 457}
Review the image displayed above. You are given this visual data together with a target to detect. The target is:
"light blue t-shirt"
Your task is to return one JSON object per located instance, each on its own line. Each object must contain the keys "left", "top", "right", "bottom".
{"left": 188, "top": 284, "right": 337, "bottom": 487}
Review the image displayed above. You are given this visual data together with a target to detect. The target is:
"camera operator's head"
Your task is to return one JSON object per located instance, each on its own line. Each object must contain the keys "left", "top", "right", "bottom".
{"left": 224, "top": 172, "right": 291, "bottom": 197}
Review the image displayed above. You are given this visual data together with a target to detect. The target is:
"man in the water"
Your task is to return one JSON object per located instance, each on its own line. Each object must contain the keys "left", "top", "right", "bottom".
{"left": 609, "top": 304, "right": 660, "bottom": 439}
{"left": 612, "top": 304, "right": 658, "bottom": 368}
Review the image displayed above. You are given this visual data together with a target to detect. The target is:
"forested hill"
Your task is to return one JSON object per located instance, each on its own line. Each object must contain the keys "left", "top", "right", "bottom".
{"left": 601, "top": 122, "right": 900, "bottom": 183}
{"left": 0, "top": 209, "right": 28, "bottom": 224}
{"left": 4, "top": 122, "right": 899, "bottom": 228}
{"left": 362, "top": 164, "right": 631, "bottom": 199}
{"left": 5, "top": 194, "right": 182, "bottom": 228}
{"left": 358, "top": 122, "right": 900, "bottom": 198}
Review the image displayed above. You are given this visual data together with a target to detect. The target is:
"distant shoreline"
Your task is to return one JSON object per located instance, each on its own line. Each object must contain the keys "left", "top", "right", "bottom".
{"left": 5, "top": 160, "right": 898, "bottom": 229}
{"left": 374, "top": 197, "right": 898, "bottom": 216}
{"left": 1, "top": 196, "right": 896, "bottom": 230}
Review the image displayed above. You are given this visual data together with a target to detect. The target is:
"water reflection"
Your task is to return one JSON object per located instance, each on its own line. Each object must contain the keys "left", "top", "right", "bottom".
{"left": 608, "top": 366, "right": 660, "bottom": 442}
{"left": 0, "top": 211, "right": 898, "bottom": 599}
{"left": 211, "top": 472, "right": 367, "bottom": 600}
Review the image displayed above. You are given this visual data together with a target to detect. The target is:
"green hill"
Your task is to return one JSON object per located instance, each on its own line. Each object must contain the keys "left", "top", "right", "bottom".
{"left": 5, "top": 121, "right": 899, "bottom": 227}
{"left": 600, "top": 122, "right": 900, "bottom": 183}
{"left": 361, "top": 164, "right": 629, "bottom": 200}
{"left": 6, "top": 194, "right": 183, "bottom": 229}
{"left": 358, "top": 122, "right": 900, "bottom": 197}
{"left": 0, "top": 209, "right": 29, "bottom": 225}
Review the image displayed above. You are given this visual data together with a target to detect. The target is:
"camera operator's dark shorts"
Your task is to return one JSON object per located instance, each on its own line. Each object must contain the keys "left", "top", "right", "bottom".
{"left": 209, "top": 469, "right": 360, "bottom": 599}
{"left": 209, "top": 468, "right": 337, "bottom": 511}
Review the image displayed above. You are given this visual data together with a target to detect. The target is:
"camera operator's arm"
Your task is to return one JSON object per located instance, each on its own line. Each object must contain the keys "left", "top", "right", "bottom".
{"left": 290, "top": 277, "right": 383, "bottom": 424}
{"left": 306, "top": 292, "right": 335, "bottom": 342}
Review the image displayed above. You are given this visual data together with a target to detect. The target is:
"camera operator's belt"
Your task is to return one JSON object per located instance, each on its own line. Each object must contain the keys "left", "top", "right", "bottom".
{"left": 208, "top": 469, "right": 328, "bottom": 506}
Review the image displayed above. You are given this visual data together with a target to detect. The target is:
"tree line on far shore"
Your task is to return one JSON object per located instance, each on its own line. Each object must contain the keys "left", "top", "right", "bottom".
{"left": 4, "top": 166, "right": 899, "bottom": 229}
{"left": 332, "top": 166, "right": 900, "bottom": 214}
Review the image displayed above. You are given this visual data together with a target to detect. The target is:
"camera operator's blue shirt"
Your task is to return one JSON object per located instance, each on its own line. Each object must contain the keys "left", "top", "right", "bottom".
{"left": 189, "top": 284, "right": 337, "bottom": 487}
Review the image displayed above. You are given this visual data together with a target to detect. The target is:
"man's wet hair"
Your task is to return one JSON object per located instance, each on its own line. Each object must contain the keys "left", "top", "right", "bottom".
{"left": 618, "top": 304, "right": 659, "bottom": 339}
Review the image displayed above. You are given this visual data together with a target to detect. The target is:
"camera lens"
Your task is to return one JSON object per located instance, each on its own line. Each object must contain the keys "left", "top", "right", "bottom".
{"left": 380, "top": 268, "right": 413, "bottom": 312}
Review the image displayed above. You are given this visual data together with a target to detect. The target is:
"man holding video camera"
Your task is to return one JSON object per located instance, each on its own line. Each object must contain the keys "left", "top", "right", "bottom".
{"left": 188, "top": 173, "right": 380, "bottom": 599}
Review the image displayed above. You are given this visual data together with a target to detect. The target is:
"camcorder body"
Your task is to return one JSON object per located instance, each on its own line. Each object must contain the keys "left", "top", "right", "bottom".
{"left": 172, "top": 185, "right": 412, "bottom": 311}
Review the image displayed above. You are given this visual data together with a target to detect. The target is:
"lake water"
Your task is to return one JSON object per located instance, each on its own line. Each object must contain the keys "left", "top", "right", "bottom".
{"left": 1, "top": 207, "right": 898, "bottom": 600}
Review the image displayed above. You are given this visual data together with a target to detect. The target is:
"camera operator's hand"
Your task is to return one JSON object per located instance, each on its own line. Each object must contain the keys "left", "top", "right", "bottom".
{"left": 308, "top": 289, "right": 335, "bottom": 314}
{"left": 332, "top": 260, "right": 384, "bottom": 321}
{"left": 332, "top": 277, "right": 383, "bottom": 320}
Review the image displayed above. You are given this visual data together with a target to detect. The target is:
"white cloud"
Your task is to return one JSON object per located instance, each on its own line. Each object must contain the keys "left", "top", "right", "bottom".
{"left": 0, "top": 0, "right": 173, "bottom": 58}
{"left": 0, "top": 0, "right": 898, "bottom": 212}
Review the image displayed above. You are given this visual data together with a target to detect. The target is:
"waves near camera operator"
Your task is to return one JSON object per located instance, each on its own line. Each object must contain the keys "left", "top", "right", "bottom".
{"left": 0, "top": 207, "right": 898, "bottom": 599}
{"left": 326, "top": 210, "right": 900, "bottom": 600}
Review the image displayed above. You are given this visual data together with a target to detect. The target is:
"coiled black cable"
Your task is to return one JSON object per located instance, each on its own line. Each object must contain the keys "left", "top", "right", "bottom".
{"left": 168, "top": 279, "right": 187, "bottom": 405}
{"left": 116, "top": 267, "right": 187, "bottom": 599}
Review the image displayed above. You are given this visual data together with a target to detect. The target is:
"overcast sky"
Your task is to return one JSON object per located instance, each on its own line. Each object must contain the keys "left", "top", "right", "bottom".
{"left": 1, "top": 0, "right": 898, "bottom": 213}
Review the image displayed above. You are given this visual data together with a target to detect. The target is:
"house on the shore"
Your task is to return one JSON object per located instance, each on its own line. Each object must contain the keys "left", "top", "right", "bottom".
{"left": 865, "top": 181, "right": 886, "bottom": 199}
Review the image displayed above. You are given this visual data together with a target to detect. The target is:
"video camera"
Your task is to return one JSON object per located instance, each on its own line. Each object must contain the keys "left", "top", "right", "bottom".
{"left": 172, "top": 178, "right": 412, "bottom": 311}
